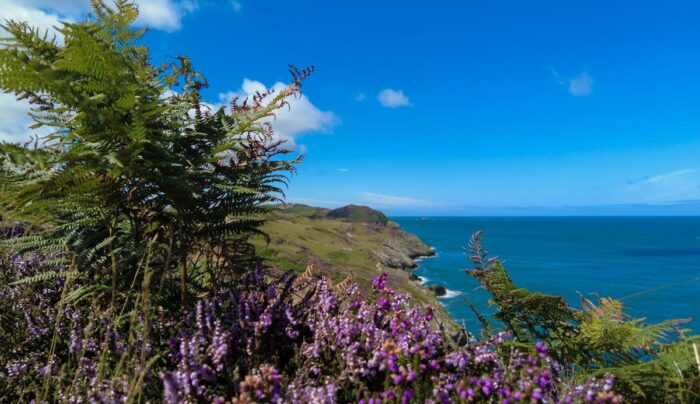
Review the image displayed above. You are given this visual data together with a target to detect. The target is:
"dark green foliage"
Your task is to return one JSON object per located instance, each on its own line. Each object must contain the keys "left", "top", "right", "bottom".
{"left": 465, "top": 231, "right": 700, "bottom": 402}
{"left": 0, "top": 0, "right": 303, "bottom": 308}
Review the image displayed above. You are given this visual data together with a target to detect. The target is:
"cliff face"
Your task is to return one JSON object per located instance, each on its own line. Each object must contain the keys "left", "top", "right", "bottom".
{"left": 268, "top": 204, "right": 435, "bottom": 272}
{"left": 253, "top": 204, "right": 455, "bottom": 331}
{"left": 373, "top": 224, "right": 435, "bottom": 270}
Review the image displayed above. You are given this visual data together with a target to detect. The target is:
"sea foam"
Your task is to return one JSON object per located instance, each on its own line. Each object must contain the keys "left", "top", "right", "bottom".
{"left": 438, "top": 289, "right": 462, "bottom": 299}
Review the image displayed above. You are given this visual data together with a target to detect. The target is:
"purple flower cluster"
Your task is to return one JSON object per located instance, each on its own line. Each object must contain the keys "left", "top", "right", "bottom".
{"left": 161, "top": 271, "right": 623, "bottom": 403}
{"left": 0, "top": 254, "right": 143, "bottom": 401}
{"left": 159, "top": 270, "right": 312, "bottom": 402}
{"left": 1, "top": 253, "right": 623, "bottom": 403}
{"left": 1, "top": 254, "right": 70, "bottom": 381}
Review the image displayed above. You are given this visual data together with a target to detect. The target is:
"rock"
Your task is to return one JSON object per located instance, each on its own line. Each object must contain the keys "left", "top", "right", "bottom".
{"left": 371, "top": 229, "right": 435, "bottom": 271}
{"left": 409, "top": 273, "right": 421, "bottom": 282}
{"left": 390, "top": 230, "right": 435, "bottom": 259}
{"left": 450, "top": 330, "right": 471, "bottom": 347}
{"left": 429, "top": 284, "right": 447, "bottom": 297}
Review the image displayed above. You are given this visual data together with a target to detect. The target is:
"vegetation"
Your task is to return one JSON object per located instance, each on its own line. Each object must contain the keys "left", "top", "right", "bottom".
{"left": 326, "top": 204, "right": 391, "bottom": 225}
{"left": 251, "top": 203, "right": 453, "bottom": 325}
{"left": 465, "top": 231, "right": 700, "bottom": 402}
{"left": 0, "top": 1, "right": 696, "bottom": 402}
{"left": 0, "top": 0, "right": 302, "bottom": 309}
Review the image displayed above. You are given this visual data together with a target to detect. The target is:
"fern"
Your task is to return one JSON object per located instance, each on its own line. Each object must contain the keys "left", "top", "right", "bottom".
{"left": 464, "top": 231, "right": 700, "bottom": 401}
{"left": 10, "top": 270, "right": 78, "bottom": 286}
{"left": 0, "top": 0, "right": 304, "bottom": 309}
{"left": 65, "top": 284, "right": 112, "bottom": 305}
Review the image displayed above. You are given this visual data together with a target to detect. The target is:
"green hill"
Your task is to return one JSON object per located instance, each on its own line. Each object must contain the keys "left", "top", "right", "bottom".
{"left": 254, "top": 204, "right": 456, "bottom": 331}
{"left": 326, "top": 204, "right": 390, "bottom": 225}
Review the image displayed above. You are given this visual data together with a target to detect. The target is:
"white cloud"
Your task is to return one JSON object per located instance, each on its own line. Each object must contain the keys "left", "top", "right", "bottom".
{"left": 135, "top": 0, "right": 197, "bottom": 32}
{"left": 567, "top": 72, "right": 594, "bottom": 96}
{"left": 377, "top": 89, "right": 411, "bottom": 108}
{"left": 549, "top": 68, "right": 594, "bottom": 97}
{"left": 7, "top": 0, "right": 87, "bottom": 15}
{"left": 0, "top": 93, "right": 37, "bottom": 143}
{"left": 624, "top": 168, "right": 700, "bottom": 203}
{"left": 355, "top": 93, "right": 367, "bottom": 102}
{"left": 640, "top": 169, "right": 696, "bottom": 185}
{"left": 232, "top": 1, "right": 242, "bottom": 13}
{"left": 181, "top": 0, "right": 198, "bottom": 13}
{"left": 0, "top": 93, "right": 61, "bottom": 143}
{"left": 218, "top": 79, "right": 339, "bottom": 147}
{"left": 0, "top": 0, "right": 198, "bottom": 35}
{"left": 0, "top": 0, "right": 202, "bottom": 142}
{"left": 286, "top": 197, "right": 347, "bottom": 208}
{"left": 0, "top": 76, "right": 339, "bottom": 145}
{"left": 0, "top": 2, "right": 70, "bottom": 40}
{"left": 360, "top": 192, "right": 442, "bottom": 208}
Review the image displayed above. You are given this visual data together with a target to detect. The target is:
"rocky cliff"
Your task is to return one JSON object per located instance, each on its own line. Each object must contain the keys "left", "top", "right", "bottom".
{"left": 252, "top": 204, "right": 455, "bottom": 331}
{"left": 373, "top": 222, "right": 435, "bottom": 269}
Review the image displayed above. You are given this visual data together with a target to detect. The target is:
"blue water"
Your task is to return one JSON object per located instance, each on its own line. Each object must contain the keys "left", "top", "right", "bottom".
{"left": 392, "top": 217, "right": 700, "bottom": 334}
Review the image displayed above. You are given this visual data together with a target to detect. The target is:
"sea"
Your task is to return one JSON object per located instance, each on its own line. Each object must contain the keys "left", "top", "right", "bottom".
{"left": 392, "top": 216, "right": 700, "bottom": 334}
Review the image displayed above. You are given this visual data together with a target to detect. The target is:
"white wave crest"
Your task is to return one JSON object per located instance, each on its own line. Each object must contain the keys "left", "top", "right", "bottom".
{"left": 438, "top": 289, "right": 462, "bottom": 299}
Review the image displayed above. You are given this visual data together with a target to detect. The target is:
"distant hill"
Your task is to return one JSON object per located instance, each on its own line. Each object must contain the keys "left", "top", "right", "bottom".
{"left": 254, "top": 204, "right": 455, "bottom": 332}
{"left": 279, "top": 203, "right": 391, "bottom": 225}
{"left": 279, "top": 203, "right": 330, "bottom": 218}
{"left": 326, "top": 204, "right": 390, "bottom": 225}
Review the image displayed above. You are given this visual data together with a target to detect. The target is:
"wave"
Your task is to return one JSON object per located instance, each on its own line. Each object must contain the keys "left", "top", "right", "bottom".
{"left": 438, "top": 289, "right": 462, "bottom": 299}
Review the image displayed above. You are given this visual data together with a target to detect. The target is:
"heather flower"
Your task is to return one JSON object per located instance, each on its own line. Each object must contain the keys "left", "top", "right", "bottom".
{"left": 1, "top": 255, "right": 622, "bottom": 403}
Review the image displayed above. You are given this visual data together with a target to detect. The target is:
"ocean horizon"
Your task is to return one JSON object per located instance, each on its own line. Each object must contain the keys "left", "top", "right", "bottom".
{"left": 393, "top": 216, "right": 700, "bottom": 334}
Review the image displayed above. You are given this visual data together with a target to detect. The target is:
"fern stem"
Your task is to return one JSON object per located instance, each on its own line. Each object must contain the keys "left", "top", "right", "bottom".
{"left": 159, "top": 225, "right": 175, "bottom": 295}
{"left": 178, "top": 216, "right": 188, "bottom": 308}
{"left": 41, "top": 253, "right": 77, "bottom": 401}
{"left": 109, "top": 217, "right": 118, "bottom": 309}
{"left": 180, "top": 253, "right": 188, "bottom": 307}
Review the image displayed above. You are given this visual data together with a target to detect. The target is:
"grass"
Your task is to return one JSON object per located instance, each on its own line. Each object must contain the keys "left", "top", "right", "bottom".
{"left": 253, "top": 206, "right": 458, "bottom": 332}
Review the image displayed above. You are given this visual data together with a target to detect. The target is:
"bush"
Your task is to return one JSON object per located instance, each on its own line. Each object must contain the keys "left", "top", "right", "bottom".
{"left": 0, "top": 0, "right": 302, "bottom": 311}
{"left": 465, "top": 231, "right": 700, "bottom": 402}
{"left": 0, "top": 253, "right": 622, "bottom": 402}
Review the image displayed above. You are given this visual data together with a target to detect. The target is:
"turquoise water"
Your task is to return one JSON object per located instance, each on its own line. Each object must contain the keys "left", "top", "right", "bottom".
{"left": 392, "top": 217, "right": 700, "bottom": 334}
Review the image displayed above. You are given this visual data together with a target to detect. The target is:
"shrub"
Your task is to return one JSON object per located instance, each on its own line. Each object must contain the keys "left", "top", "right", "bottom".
{"left": 465, "top": 231, "right": 700, "bottom": 402}
{"left": 0, "top": 252, "right": 622, "bottom": 402}
{"left": 0, "top": 0, "right": 302, "bottom": 311}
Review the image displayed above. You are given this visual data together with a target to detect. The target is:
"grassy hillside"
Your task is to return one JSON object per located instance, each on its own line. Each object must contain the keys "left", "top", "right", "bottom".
{"left": 326, "top": 204, "right": 390, "bottom": 225}
{"left": 253, "top": 204, "right": 457, "bottom": 331}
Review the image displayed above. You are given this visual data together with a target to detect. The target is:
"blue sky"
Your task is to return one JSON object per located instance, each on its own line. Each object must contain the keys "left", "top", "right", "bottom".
{"left": 3, "top": 1, "right": 700, "bottom": 215}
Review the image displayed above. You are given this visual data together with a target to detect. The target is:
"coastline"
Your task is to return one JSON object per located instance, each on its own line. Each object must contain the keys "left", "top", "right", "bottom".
{"left": 252, "top": 204, "right": 461, "bottom": 333}
{"left": 393, "top": 215, "right": 700, "bottom": 334}
{"left": 407, "top": 246, "right": 458, "bottom": 300}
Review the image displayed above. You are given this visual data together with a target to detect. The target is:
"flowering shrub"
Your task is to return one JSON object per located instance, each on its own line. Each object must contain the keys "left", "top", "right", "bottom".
{"left": 160, "top": 270, "right": 622, "bottom": 403}
{"left": 1, "top": 253, "right": 622, "bottom": 402}
{"left": 0, "top": 253, "right": 162, "bottom": 401}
